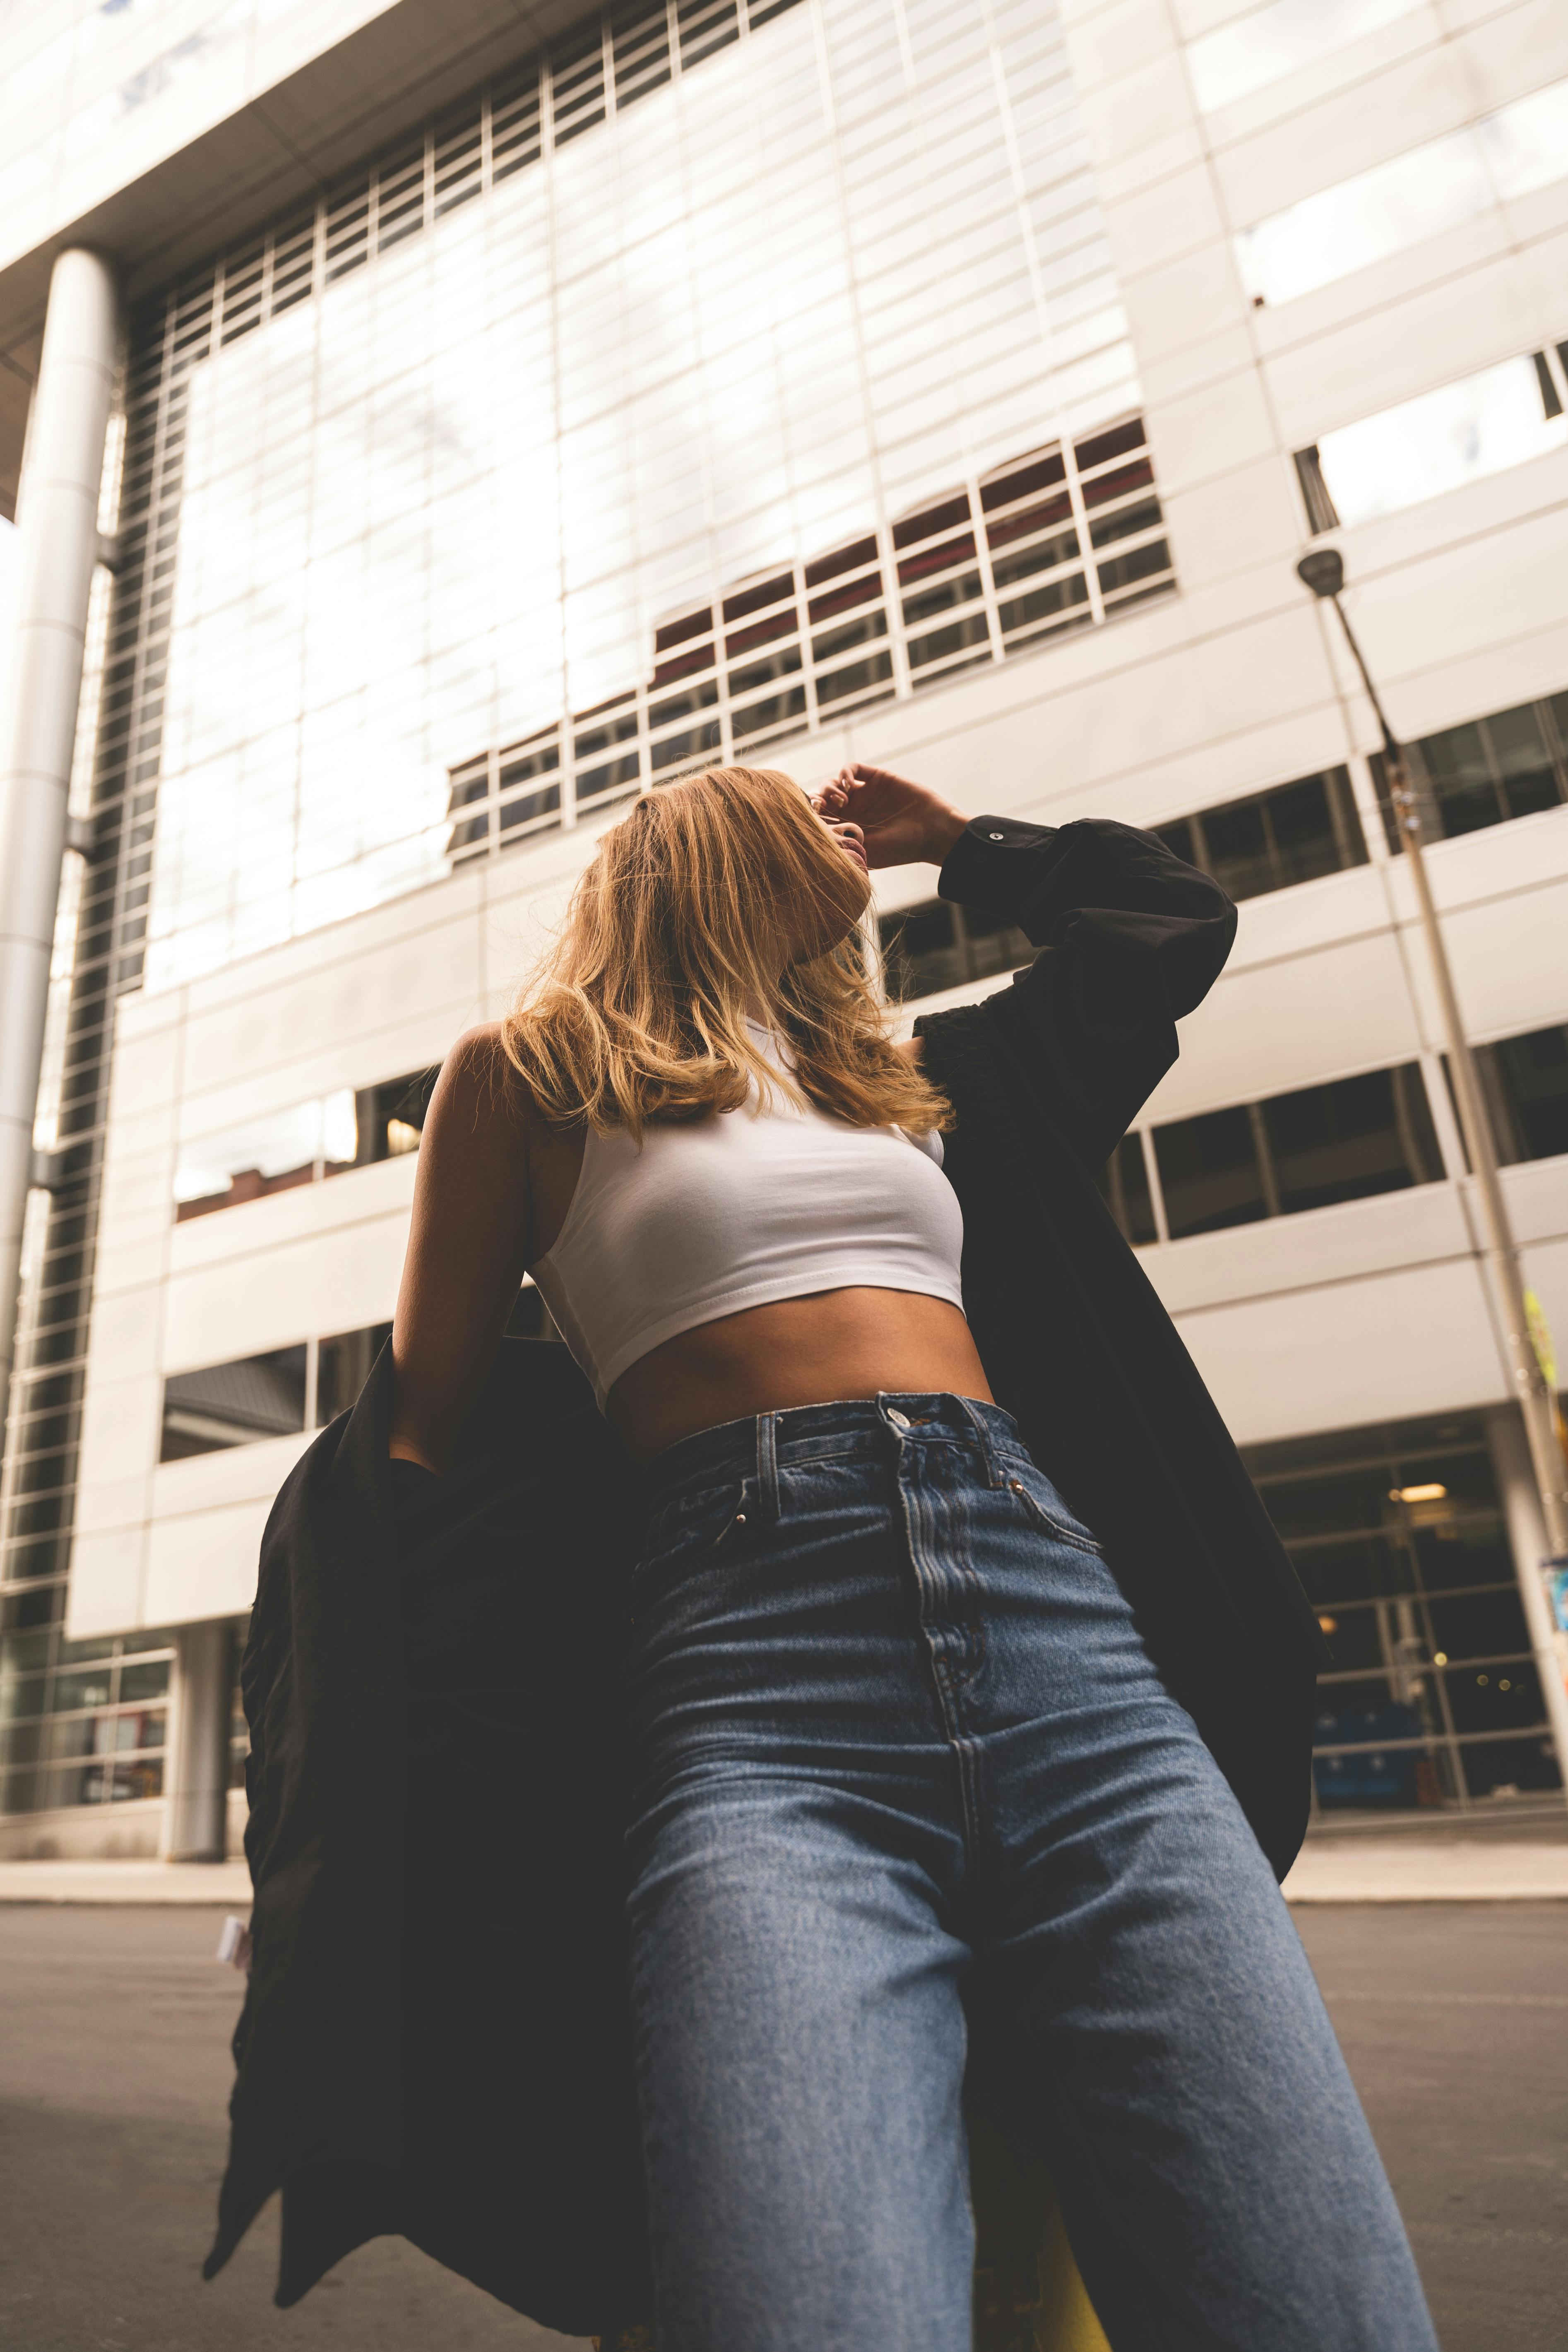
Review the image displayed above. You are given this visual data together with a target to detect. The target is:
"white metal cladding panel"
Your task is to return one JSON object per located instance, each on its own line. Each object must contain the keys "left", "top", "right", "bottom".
{"left": 1118, "top": 242, "right": 1248, "bottom": 366}
{"left": 1327, "top": 502, "right": 1568, "bottom": 717}
{"left": 64, "top": 1526, "right": 149, "bottom": 1643}
{"left": 150, "top": 1430, "right": 314, "bottom": 1524}
{"left": 1171, "top": 1255, "right": 1505, "bottom": 1448}
{"left": 160, "top": 1205, "right": 409, "bottom": 1374}
{"left": 142, "top": 1489, "right": 279, "bottom": 1629}
{"left": 1192, "top": 13, "right": 1444, "bottom": 154}
{"left": 172, "top": 914, "right": 485, "bottom": 1107}
{"left": 0, "top": 0, "right": 398, "bottom": 279}
{"left": 1413, "top": 864, "right": 1568, "bottom": 1045}
{"left": 1267, "top": 263, "right": 1568, "bottom": 457}
{"left": 1139, "top": 1177, "right": 1476, "bottom": 1318}
{"left": 77, "top": 1367, "right": 163, "bottom": 1491}
{"left": 167, "top": 1150, "right": 418, "bottom": 1278}
{"left": 1157, "top": 458, "right": 1303, "bottom": 593}
{"left": 1209, "top": 46, "right": 1479, "bottom": 226}
{"left": 1144, "top": 932, "right": 1423, "bottom": 1124}
{"left": 1256, "top": 228, "right": 1538, "bottom": 443}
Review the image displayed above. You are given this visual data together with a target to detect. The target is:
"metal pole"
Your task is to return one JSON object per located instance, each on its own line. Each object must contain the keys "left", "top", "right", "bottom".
{"left": 0, "top": 248, "right": 119, "bottom": 1424}
{"left": 1317, "top": 580, "right": 1568, "bottom": 1782}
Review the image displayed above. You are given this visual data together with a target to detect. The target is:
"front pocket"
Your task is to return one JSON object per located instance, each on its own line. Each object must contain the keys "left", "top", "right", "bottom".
{"left": 1005, "top": 1472, "right": 1104, "bottom": 1557}
{"left": 632, "top": 1480, "right": 749, "bottom": 1616}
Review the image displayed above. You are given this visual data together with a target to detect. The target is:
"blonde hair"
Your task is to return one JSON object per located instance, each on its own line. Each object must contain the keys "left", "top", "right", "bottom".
{"left": 502, "top": 765, "right": 953, "bottom": 1141}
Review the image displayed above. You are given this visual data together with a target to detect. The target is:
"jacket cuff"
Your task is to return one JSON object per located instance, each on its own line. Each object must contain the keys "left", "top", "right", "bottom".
{"left": 937, "top": 815, "right": 1058, "bottom": 916}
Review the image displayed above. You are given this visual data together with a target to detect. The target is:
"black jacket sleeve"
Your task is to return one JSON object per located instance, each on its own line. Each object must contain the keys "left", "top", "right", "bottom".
{"left": 924, "top": 815, "right": 1237, "bottom": 1171}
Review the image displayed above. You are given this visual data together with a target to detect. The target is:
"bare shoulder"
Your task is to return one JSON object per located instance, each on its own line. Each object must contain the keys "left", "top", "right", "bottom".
{"left": 438, "top": 1020, "right": 531, "bottom": 1129}
{"left": 893, "top": 1034, "right": 924, "bottom": 1067}
{"left": 412, "top": 1026, "right": 536, "bottom": 1207}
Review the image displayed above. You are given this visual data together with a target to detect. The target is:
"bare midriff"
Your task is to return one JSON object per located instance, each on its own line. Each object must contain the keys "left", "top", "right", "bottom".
{"left": 605, "top": 1286, "right": 993, "bottom": 1464}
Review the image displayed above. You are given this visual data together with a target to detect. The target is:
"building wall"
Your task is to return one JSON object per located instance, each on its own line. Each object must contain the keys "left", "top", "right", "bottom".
{"left": 0, "top": 2, "right": 409, "bottom": 280}
{"left": 4, "top": 0, "right": 1568, "bottom": 1835}
{"left": 58, "top": 0, "right": 1568, "bottom": 1587}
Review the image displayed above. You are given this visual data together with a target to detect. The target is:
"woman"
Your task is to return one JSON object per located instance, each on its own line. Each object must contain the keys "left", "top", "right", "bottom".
{"left": 385, "top": 760, "right": 1437, "bottom": 2352}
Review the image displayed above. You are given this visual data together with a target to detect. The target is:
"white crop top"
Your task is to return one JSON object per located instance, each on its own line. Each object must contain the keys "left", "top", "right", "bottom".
{"left": 530, "top": 1029, "right": 966, "bottom": 1410}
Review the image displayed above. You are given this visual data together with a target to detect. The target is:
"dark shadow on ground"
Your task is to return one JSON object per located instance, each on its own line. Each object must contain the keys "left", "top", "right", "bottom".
{"left": 1, "top": 1900, "right": 1563, "bottom": 2350}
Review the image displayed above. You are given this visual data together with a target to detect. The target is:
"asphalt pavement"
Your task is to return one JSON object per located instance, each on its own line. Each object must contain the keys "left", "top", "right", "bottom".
{"left": 0, "top": 1901, "right": 1563, "bottom": 2350}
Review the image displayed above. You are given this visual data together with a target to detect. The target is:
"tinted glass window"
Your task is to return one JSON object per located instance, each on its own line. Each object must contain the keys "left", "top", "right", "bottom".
{"left": 316, "top": 1324, "right": 392, "bottom": 1425}
{"left": 1262, "top": 1064, "right": 1442, "bottom": 1214}
{"left": 1371, "top": 693, "right": 1568, "bottom": 848}
{"left": 877, "top": 901, "right": 1031, "bottom": 1004}
{"left": 1488, "top": 1024, "right": 1568, "bottom": 1164}
{"left": 1156, "top": 767, "right": 1364, "bottom": 903}
{"left": 1154, "top": 1106, "right": 1266, "bottom": 1238}
{"left": 160, "top": 1347, "right": 308, "bottom": 1460}
{"left": 1094, "top": 1134, "right": 1157, "bottom": 1246}
{"left": 1243, "top": 1414, "right": 1559, "bottom": 1810}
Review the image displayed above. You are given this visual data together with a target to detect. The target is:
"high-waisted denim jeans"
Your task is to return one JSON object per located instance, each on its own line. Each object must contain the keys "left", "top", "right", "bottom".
{"left": 625, "top": 1394, "right": 1436, "bottom": 2352}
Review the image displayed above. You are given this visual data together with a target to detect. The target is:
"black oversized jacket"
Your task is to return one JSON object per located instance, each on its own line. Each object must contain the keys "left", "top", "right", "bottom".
{"left": 204, "top": 818, "right": 1327, "bottom": 2335}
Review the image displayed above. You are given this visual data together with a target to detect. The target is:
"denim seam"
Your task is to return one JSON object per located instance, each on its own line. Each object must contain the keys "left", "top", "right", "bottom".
{"left": 1010, "top": 1481, "right": 1105, "bottom": 1559}
{"left": 896, "top": 1469, "right": 987, "bottom": 1869}
{"left": 757, "top": 1412, "right": 779, "bottom": 1521}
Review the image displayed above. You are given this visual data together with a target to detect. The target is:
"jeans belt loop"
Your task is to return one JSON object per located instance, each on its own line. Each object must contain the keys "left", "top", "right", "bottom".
{"left": 956, "top": 1392, "right": 1003, "bottom": 1488}
{"left": 757, "top": 1410, "right": 780, "bottom": 1521}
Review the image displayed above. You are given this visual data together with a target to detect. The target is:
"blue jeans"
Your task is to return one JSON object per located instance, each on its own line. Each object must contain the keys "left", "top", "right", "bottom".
{"left": 625, "top": 1395, "right": 1436, "bottom": 2352}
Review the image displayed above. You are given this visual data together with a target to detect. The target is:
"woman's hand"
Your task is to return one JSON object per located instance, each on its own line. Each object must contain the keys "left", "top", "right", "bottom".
{"left": 811, "top": 762, "right": 967, "bottom": 870}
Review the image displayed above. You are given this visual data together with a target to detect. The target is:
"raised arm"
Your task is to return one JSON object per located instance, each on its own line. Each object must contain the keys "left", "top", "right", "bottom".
{"left": 931, "top": 813, "right": 1236, "bottom": 1169}
{"left": 389, "top": 1024, "right": 532, "bottom": 1473}
{"left": 812, "top": 765, "right": 1235, "bottom": 1175}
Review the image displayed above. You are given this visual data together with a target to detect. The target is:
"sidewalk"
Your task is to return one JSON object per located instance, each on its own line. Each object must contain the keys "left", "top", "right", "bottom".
{"left": 2, "top": 1842, "right": 1566, "bottom": 1905}
{"left": 1282, "top": 1837, "right": 1568, "bottom": 1902}
{"left": 0, "top": 1858, "right": 253, "bottom": 1904}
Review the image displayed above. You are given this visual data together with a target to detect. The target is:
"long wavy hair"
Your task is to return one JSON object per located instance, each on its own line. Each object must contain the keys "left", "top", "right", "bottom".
{"left": 501, "top": 764, "right": 953, "bottom": 1141}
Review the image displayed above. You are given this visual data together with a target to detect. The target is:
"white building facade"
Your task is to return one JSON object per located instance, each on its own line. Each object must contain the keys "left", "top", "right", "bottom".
{"left": 1, "top": 0, "right": 1566, "bottom": 1857}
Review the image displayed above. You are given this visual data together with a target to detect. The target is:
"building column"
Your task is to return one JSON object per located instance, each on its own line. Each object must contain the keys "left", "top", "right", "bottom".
{"left": 0, "top": 247, "right": 119, "bottom": 1420}
{"left": 162, "top": 1620, "right": 231, "bottom": 1861}
{"left": 1484, "top": 1404, "right": 1568, "bottom": 1793}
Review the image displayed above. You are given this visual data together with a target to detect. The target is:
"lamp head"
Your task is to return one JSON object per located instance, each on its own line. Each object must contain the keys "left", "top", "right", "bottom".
{"left": 1296, "top": 548, "right": 1344, "bottom": 601}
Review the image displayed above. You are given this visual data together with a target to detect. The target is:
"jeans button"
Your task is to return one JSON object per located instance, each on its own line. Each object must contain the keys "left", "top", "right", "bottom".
{"left": 887, "top": 1408, "right": 911, "bottom": 1430}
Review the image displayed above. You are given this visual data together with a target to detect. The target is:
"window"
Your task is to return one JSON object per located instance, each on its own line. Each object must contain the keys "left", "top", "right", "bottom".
{"left": 1368, "top": 691, "right": 1568, "bottom": 847}
{"left": 1155, "top": 768, "right": 1365, "bottom": 902}
{"left": 1261, "top": 1065, "right": 1442, "bottom": 1216}
{"left": 878, "top": 899, "right": 1034, "bottom": 1005}
{"left": 477, "top": 763, "right": 1366, "bottom": 1030}
{"left": 1244, "top": 1412, "right": 1561, "bottom": 1811}
{"left": 447, "top": 420, "right": 1177, "bottom": 863}
{"left": 0, "top": 1632, "right": 176, "bottom": 1817}
{"left": 174, "top": 1102, "right": 329, "bottom": 1219}
{"left": 1450, "top": 1023, "right": 1568, "bottom": 1170}
{"left": 336, "top": 1070, "right": 437, "bottom": 1171}
{"left": 1154, "top": 1105, "right": 1268, "bottom": 1238}
{"left": 1154, "top": 1063, "right": 1442, "bottom": 1239}
{"left": 1095, "top": 1135, "right": 1157, "bottom": 1246}
{"left": 316, "top": 1324, "right": 393, "bottom": 1425}
{"left": 160, "top": 1347, "right": 308, "bottom": 1460}
{"left": 1297, "top": 348, "right": 1568, "bottom": 532}
{"left": 1237, "top": 80, "right": 1568, "bottom": 307}
{"left": 159, "top": 1320, "right": 404, "bottom": 1461}
{"left": 174, "top": 1068, "right": 436, "bottom": 1219}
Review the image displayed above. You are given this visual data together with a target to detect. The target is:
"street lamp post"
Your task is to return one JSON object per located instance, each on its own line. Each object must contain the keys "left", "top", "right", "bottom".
{"left": 1297, "top": 546, "right": 1568, "bottom": 1790}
